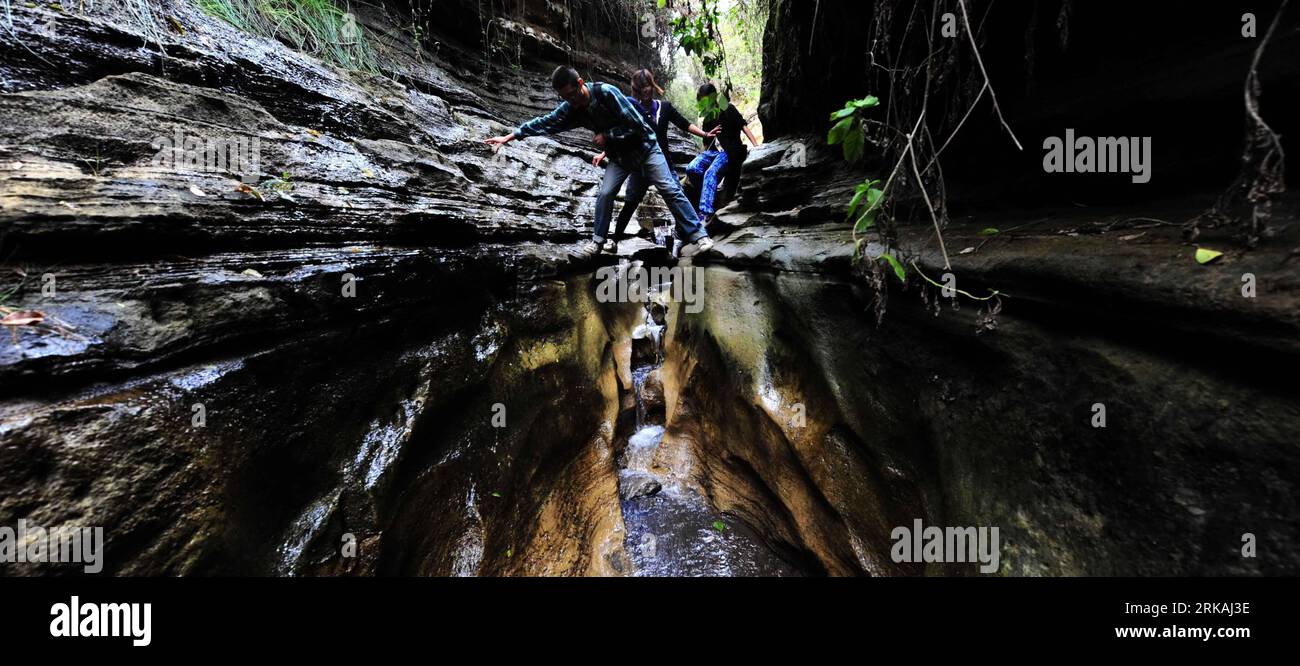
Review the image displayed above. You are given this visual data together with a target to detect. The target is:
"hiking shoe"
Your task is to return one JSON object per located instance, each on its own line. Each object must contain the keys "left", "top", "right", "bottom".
{"left": 680, "top": 237, "right": 714, "bottom": 258}
{"left": 574, "top": 240, "right": 601, "bottom": 258}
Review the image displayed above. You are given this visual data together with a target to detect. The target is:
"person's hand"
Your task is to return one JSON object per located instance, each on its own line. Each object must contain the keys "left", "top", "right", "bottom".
{"left": 592, "top": 152, "right": 607, "bottom": 167}
{"left": 484, "top": 134, "right": 513, "bottom": 152}
{"left": 705, "top": 127, "right": 721, "bottom": 138}
{"left": 593, "top": 132, "right": 607, "bottom": 149}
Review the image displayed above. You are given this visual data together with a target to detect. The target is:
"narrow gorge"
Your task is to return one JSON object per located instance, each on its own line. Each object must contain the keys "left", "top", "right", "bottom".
{"left": 2, "top": 0, "right": 1297, "bottom": 578}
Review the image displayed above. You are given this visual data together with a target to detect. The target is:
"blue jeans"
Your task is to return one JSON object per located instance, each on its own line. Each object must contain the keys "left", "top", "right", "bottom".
{"left": 686, "top": 149, "right": 730, "bottom": 216}
{"left": 594, "top": 145, "right": 706, "bottom": 244}
{"left": 610, "top": 173, "right": 648, "bottom": 240}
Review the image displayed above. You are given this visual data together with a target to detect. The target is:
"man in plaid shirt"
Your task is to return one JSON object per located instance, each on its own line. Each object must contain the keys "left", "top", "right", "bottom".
{"left": 485, "top": 66, "right": 713, "bottom": 259}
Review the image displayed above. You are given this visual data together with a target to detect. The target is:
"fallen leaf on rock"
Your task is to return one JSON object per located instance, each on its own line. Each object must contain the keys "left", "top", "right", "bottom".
{"left": 959, "top": 246, "right": 975, "bottom": 255}
{"left": 306, "top": 129, "right": 322, "bottom": 138}
{"left": 240, "top": 268, "right": 263, "bottom": 278}
{"left": 235, "top": 183, "right": 263, "bottom": 201}
{"left": 1, "top": 311, "right": 45, "bottom": 326}
{"left": 1119, "top": 232, "right": 1145, "bottom": 241}
{"left": 189, "top": 184, "right": 207, "bottom": 197}
{"left": 361, "top": 168, "right": 375, "bottom": 178}
{"left": 1195, "top": 247, "right": 1223, "bottom": 264}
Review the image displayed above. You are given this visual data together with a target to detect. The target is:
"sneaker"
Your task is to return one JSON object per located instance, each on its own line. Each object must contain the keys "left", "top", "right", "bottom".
{"left": 680, "top": 237, "right": 714, "bottom": 258}
{"left": 602, "top": 239, "right": 618, "bottom": 254}
{"left": 574, "top": 240, "right": 601, "bottom": 258}
{"left": 671, "top": 239, "right": 683, "bottom": 258}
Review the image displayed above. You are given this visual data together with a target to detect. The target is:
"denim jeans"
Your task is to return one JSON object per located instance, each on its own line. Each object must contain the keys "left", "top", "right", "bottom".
{"left": 686, "top": 149, "right": 730, "bottom": 216}
{"left": 610, "top": 174, "right": 648, "bottom": 240}
{"left": 593, "top": 145, "right": 706, "bottom": 244}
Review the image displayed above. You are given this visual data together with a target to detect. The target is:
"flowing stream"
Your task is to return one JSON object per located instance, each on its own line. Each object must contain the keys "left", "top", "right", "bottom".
{"left": 615, "top": 264, "right": 801, "bottom": 577}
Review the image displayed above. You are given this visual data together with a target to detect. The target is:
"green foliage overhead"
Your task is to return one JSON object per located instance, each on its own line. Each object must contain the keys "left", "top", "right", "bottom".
{"left": 660, "top": 0, "right": 725, "bottom": 76}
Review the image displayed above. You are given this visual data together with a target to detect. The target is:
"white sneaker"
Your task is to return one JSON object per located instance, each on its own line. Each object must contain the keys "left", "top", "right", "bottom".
{"left": 574, "top": 240, "right": 601, "bottom": 258}
{"left": 680, "top": 237, "right": 714, "bottom": 258}
{"left": 602, "top": 239, "right": 618, "bottom": 254}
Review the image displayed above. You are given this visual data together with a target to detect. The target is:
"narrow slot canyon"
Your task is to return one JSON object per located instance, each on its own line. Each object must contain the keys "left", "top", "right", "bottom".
{"left": 1, "top": 0, "right": 1297, "bottom": 580}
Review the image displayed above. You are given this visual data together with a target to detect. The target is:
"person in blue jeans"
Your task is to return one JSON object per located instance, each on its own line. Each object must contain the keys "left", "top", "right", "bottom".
{"left": 484, "top": 66, "right": 714, "bottom": 258}
{"left": 591, "top": 69, "right": 720, "bottom": 253}
{"left": 687, "top": 82, "right": 759, "bottom": 222}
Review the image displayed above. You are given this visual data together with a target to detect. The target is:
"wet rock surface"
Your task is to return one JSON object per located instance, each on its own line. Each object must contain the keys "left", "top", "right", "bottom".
{"left": 0, "top": 0, "right": 659, "bottom": 576}
{"left": 664, "top": 138, "right": 1300, "bottom": 575}
{"left": 3, "top": 0, "right": 1296, "bottom": 578}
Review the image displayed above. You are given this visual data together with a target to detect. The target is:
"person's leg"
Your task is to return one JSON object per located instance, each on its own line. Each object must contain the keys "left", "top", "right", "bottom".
{"left": 641, "top": 146, "right": 707, "bottom": 244}
{"left": 698, "top": 150, "right": 730, "bottom": 216}
{"left": 593, "top": 159, "right": 631, "bottom": 244}
{"left": 613, "top": 173, "right": 648, "bottom": 241}
{"left": 719, "top": 147, "right": 746, "bottom": 205}
{"left": 685, "top": 150, "right": 716, "bottom": 190}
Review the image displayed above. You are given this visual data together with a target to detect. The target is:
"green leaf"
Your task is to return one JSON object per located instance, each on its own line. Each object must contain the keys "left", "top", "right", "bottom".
{"left": 712, "top": 520, "right": 726, "bottom": 531}
{"left": 879, "top": 252, "right": 906, "bottom": 281}
{"left": 827, "top": 117, "right": 853, "bottom": 145}
{"left": 1195, "top": 247, "right": 1223, "bottom": 264}
{"left": 491, "top": 491, "right": 501, "bottom": 497}
{"left": 865, "top": 187, "right": 883, "bottom": 210}
{"left": 853, "top": 210, "right": 876, "bottom": 233}
{"left": 830, "top": 106, "right": 857, "bottom": 121}
{"left": 843, "top": 122, "right": 865, "bottom": 162}
{"left": 849, "top": 179, "right": 884, "bottom": 225}
{"left": 976, "top": 227, "right": 999, "bottom": 236}
{"left": 846, "top": 182, "right": 872, "bottom": 219}
{"left": 851, "top": 95, "right": 880, "bottom": 109}
{"left": 846, "top": 190, "right": 865, "bottom": 219}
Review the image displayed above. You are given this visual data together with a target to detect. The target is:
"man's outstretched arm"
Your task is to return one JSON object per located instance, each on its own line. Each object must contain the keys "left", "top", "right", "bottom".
{"left": 485, "top": 102, "right": 576, "bottom": 149}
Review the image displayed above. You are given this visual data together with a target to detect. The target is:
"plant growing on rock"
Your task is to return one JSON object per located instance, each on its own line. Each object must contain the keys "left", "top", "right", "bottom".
{"left": 831, "top": 0, "right": 1014, "bottom": 323}
{"left": 197, "top": 0, "right": 383, "bottom": 73}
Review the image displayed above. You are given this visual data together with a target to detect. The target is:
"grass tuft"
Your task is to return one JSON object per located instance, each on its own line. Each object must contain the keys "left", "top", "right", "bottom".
{"left": 196, "top": 0, "right": 381, "bottom": 73}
